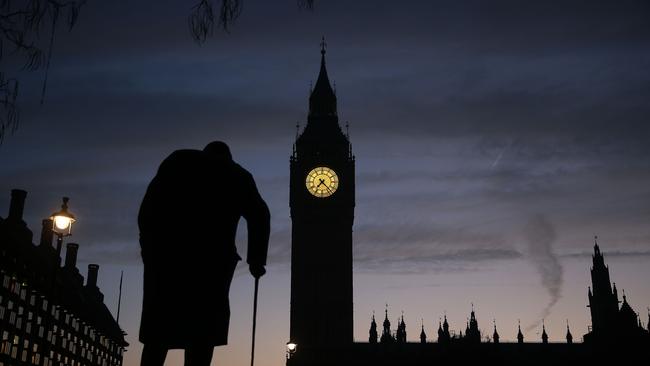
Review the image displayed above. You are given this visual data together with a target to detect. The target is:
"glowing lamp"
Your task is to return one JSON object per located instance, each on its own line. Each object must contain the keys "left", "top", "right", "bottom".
{"left": 286, "top": 342, "right": 297, "bottom": 359}
{"left": 50, "top": 197, "right": 75, "bottom": 237}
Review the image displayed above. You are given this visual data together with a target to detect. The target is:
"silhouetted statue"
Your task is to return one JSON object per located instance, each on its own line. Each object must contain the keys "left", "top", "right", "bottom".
{"left": 138, "top": 141, "right": 270, "bottom": 366}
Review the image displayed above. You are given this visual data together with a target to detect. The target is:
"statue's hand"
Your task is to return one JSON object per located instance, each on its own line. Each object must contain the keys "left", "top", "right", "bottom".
{"left": 250, "top": 264, "right": 266, "bottom": 279}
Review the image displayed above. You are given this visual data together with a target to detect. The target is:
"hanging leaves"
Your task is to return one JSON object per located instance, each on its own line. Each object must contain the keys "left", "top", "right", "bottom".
{"left": 0, "top": 0, "right": 87, "bottom": 143}
{"left": 190, "top": 0, "right": 315, "bottom": 44}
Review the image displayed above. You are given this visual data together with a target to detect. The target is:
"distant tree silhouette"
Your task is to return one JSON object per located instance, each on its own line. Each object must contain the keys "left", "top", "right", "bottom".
{"left": 0, "top": 0, "right": 87, "bottom": 143}
{"left": 189, "top": 0, "right": 315, "bottom": 43}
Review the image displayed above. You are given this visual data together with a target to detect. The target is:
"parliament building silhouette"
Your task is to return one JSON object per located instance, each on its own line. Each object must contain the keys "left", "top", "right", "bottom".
{"left": 0, "top": 190, "right": 127, "bottom": 366}
{"left": 286, "top": 40, "right": 650, "bottom": 366}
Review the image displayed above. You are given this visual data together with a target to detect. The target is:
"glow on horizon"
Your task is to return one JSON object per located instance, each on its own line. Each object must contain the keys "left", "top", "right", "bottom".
{"left": 81, "top": 247, "right": 649, "bottom": 366}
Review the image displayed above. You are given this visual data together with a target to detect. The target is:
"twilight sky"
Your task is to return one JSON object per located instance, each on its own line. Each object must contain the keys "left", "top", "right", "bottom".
{"left": 1, "top": 1, "right": 650, "bottom": 365}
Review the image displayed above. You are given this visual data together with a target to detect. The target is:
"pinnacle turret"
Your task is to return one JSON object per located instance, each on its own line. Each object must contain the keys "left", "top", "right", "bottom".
{"left": 566, "top": 320, "right": 573, "bottom": 344}
{"left": 420, "top": 319, "right": 427, "bottom": 344}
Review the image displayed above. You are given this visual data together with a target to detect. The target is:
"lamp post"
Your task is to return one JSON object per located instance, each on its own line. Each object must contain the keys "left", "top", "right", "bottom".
{"left": 50, "top": 196, "right": 75, "bottom": 261}
{"left": 286, "top": 342, "right": 297, "bottom": 360}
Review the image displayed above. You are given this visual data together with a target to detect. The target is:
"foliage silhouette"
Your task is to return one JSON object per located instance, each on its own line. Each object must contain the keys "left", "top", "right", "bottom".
{"left": 0, "top": 0, "right": 86, "bottom": 143}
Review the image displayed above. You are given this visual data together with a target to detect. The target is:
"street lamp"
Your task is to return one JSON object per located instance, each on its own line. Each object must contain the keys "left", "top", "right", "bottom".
{"left": 286, "top": 342, "right": 297, "bottom": 360}
{"left": 50, "top": 196, "right": 75, "bottom": 259}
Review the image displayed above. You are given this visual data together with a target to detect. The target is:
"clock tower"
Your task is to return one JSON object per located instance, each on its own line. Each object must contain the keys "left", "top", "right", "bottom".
{"left": 290, "top": 38, "right": 355, "bottom": 348}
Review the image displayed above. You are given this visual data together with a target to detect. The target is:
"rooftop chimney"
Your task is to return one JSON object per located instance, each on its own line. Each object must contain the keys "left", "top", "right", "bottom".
{"left": 8, "top": 189, "right": 27, "bottom": 222}
{"left": 65, "top": 243, "right": 79, "bottom": 268}
{"left": 87, "top": 264, "right": 99, "bottom": 288}
{"left": 40, "top": 219, "right": 54, "bottom": 247}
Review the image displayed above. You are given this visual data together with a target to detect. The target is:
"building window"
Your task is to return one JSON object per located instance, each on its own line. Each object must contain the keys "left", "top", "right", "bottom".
{"left": 0, "top": 336, "right": 9, "bottom": 355}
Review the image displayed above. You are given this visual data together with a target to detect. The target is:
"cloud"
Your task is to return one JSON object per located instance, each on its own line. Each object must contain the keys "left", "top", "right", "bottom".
{"left": 563, "top": 250, "right": 650, "bottom": 259}
{"left": 355, "top": 248, "right": 522, "bottom": 275}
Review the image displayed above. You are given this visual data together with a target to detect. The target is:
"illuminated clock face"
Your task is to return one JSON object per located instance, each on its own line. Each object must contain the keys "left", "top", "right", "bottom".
{"left": 305, "top": 167, "right": 339, "bottom": 198}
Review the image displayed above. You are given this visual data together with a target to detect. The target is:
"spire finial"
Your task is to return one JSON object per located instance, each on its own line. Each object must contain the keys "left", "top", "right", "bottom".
{"left": 320, "top": 36, "right": 327, "bottom": 56}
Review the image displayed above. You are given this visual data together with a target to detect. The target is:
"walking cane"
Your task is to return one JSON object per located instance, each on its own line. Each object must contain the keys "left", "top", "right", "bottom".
{"left": 251, "top": 276, "right": 260, "bottom": 366}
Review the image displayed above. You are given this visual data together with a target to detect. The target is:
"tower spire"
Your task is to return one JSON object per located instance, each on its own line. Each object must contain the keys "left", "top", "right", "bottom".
{"left": 309, "top": 37, "right": 337, "bottom": 118}
{"left": 320, "top": 36, "right": 327, "bottom": 56}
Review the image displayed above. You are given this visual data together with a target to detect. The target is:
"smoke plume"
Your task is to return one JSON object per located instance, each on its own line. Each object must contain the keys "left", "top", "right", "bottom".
{"left": 523, "top": 214, "right": 563, "bottom": 331}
